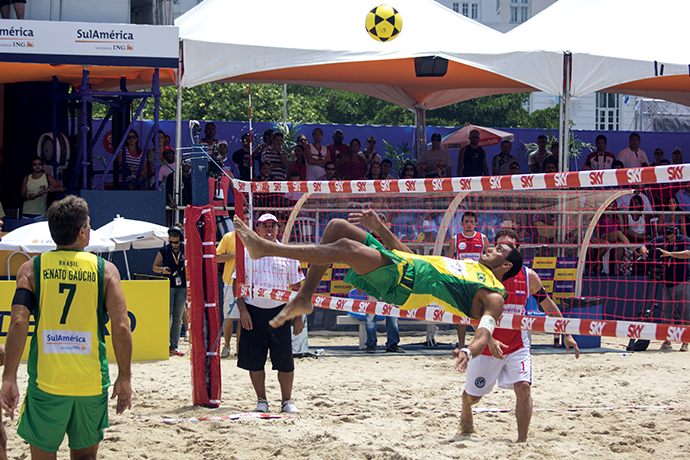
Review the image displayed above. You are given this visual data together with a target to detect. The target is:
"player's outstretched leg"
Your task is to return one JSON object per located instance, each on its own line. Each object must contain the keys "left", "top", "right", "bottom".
{"left": 233, "top": 216, "right": 388, "bottom": 328}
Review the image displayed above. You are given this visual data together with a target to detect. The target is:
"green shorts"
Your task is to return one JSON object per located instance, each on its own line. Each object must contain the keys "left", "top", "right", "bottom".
{"left": 344, "top": 234, "right": 415, "bottom": 305}
{"left": 18, "top": 387, "right": 109, "bottom": 452}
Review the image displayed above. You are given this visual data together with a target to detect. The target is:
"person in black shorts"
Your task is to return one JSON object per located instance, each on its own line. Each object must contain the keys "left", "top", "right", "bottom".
{"left": 233, "top": 214, "right": 305, "bottom": 414}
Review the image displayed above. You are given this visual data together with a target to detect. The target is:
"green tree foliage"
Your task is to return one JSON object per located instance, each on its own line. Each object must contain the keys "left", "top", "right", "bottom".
{"left": 426, "top": 93, "right": 559, "bottom": 129}
{"left": 93, "top": 83, "right": 558, "bottom": 130}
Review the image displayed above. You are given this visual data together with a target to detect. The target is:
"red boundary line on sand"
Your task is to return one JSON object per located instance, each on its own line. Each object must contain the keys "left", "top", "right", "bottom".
{"left": 237, "top": 284, "right": 690, "bottom": 344}
{"left": 138, "top": 413, "right": 293, "bottom": 423}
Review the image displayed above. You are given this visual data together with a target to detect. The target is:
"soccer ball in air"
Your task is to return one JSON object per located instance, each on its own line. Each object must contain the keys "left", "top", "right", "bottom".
{"left": 365, "top": 5, "right": 402, "bottom": 42}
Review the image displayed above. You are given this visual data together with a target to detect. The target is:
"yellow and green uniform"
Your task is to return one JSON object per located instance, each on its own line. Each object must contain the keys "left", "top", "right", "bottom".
{"left": 17, "top": 250, "right": 110, "bottom": 452}
{"left": 29, "top": 250, "right": 108, "bottom": 396}
{"left": 344, "top": 234, "right": 506, "bottom": 318}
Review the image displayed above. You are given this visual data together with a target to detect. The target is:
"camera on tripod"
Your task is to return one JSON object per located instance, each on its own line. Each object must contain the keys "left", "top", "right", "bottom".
{"left": 646, "top": 261, "right": 665, "bottom": 281}
{"left": 207, "top": 143, "right": 224, "bottom": 179}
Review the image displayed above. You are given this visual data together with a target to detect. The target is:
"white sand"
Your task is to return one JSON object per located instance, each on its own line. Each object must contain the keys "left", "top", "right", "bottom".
{"left": 4, "top": 331, "right": 690, "bottom": 459}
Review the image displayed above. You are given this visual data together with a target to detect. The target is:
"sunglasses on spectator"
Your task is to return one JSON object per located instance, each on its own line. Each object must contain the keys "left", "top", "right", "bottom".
{"left": 127, "top": 135, "right": 138, "bottom": 139}
{"left": 169, "top": 240, "right": 181, "bottom": 245}
{"left": 367, "top": 140, "right": 376, "bottom": 144}
{"left": 325, "top": 168, "right": 336, "bottom": 171}
{"left": 437, "top": 164, "right": 447, "bottom": 168}
{"left": 32, "top": 162, "right": 43, "bottom": 166}
{"left": 510, "top": 166, "right": 520, "bottom": 170}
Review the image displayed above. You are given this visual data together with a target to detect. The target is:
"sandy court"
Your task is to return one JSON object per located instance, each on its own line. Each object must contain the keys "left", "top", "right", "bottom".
{"left": 3, "top": 330, "right": 690, "bottom": 459}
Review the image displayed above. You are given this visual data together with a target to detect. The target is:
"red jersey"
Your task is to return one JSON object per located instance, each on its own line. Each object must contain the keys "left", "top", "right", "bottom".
{"left": 453, "top": 231, "right": 486, "bottom": 261}
{"left": 481, "top": 266, "right": 530, "bottom": 356}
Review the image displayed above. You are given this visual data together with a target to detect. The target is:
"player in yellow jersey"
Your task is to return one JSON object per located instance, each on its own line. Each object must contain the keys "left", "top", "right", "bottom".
{"left": 1, "top": 196, "right": 132, "bottom": 459}
{"left": 234, "top": 210, "right": 522, "bottom": 369}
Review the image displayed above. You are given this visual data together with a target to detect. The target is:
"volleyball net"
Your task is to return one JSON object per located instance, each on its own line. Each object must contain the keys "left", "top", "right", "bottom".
{"left": 232, "top": 165, "right": 690, "bottom": 343}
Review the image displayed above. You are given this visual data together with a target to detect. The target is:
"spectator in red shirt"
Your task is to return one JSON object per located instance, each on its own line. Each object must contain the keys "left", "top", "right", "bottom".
{"left": 582, "top": 135, "right": 615, "bottom": 170}
{"left": 335, "top": 138, "right": 366, "bottom": 180}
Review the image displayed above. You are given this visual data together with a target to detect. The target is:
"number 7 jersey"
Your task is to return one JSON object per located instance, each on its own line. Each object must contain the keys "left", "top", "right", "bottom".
{"left": 31, "top": 250, "right": 108, "bottom": 396}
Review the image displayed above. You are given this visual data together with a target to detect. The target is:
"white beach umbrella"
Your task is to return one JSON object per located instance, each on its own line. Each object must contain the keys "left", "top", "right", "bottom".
{"left": 0, "top": 221, "right": 115, "bottom": 253}
{"left": 95, "top": 215, "right": 170, "bottom": 280}
{"left": 96, "top": 215, "right": 169, "bottom": 251}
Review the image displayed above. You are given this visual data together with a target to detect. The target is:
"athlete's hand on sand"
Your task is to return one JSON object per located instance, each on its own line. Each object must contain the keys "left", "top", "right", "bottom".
{"left": 487, "top": 337, "right": 507, "bottom": 360}
{"left": 452, "top": 348, "right": 469, "bottom": 373}
{"left": 111, "top": 375, "right": 132, "bottom": 414}
{"left": 348, "top": 209, "right": 382, "bottom": 233}
{"left": 0, "top": 380, "right": 19, "bottom": 420}
{"left": 563, "top": 334, "right": 580, "bottom": 359}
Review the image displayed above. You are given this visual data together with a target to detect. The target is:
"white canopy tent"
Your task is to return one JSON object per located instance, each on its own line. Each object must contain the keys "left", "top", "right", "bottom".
{"left": 176, "top": 0, "right": 533, "bottom": 108}
{"left": 503, "top": 0, "right": 690, "bottom": 170}
{"left": 175, "top": 0, "right": 539, "bottom": 155}
{"left": 505, "top": 0, "right": 690, "bottom": 103}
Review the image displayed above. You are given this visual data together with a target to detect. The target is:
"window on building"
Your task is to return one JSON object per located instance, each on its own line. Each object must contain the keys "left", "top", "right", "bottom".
{"left": 459, "top": 2, "right": 479, "bottom": 20}
{"left": 496, "top": 0, "right": 501, "bottom": 14}
{"left": 510, "top": 0, "right": 529, "bottom": 23}
{"left": 595, "top": 93, "right": 620, "bottom": 131}
{"left": 452, "top": 2, "right": 459, "bottom": 12}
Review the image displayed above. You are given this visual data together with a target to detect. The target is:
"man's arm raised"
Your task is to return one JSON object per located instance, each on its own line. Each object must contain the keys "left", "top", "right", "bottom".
{"left": 104, "top": 261, "right": 133, "bottom": 414}
{"left": 528, "top": 268, "right": 579, "bottom": 358}
{"left": 1, "top": 261, "right": 34, "bottom": 420}
{"left": 348, "top": 210, "right": 413, "bottom": 254}
{"left": 453, "top": 289, "right": 504, "bottom": 372}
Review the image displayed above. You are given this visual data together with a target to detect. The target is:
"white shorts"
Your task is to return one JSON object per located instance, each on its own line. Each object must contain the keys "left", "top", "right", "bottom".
{"left": 223, "top": 283, "right": 240, "bottom": 319}
{"left": 464, "top": 347, "right": 532, "bottom": 397}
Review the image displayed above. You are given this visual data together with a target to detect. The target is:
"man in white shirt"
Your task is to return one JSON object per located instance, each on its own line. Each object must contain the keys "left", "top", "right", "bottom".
{"left": 233, "top": 213, "right": 305, "bottom": 414}
{"left": 617, "top": 132, "right": 648, "bottom": 168}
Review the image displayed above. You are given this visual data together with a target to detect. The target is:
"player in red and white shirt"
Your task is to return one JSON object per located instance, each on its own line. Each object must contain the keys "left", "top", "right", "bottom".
{"left": 458, "top": 228, "right": 579, "bottom": 443}
{"left": 451, "top": 211, "right": 490, "bottom": 347}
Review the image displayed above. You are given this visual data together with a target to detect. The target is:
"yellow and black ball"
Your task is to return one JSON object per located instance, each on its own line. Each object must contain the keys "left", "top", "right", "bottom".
{"left": 365, "top": 5, "right": 402, "bottom": 42}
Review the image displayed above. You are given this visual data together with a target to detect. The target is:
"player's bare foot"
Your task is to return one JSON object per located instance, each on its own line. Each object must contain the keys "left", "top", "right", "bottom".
{"left": 269, "top": 294, "right": 314, "bottom": 328}
{"left": 458, "top": 420, "right": 476, "bottom": 435}
{"left": 233, "top": 215, "right": 268, "bottom": 259}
